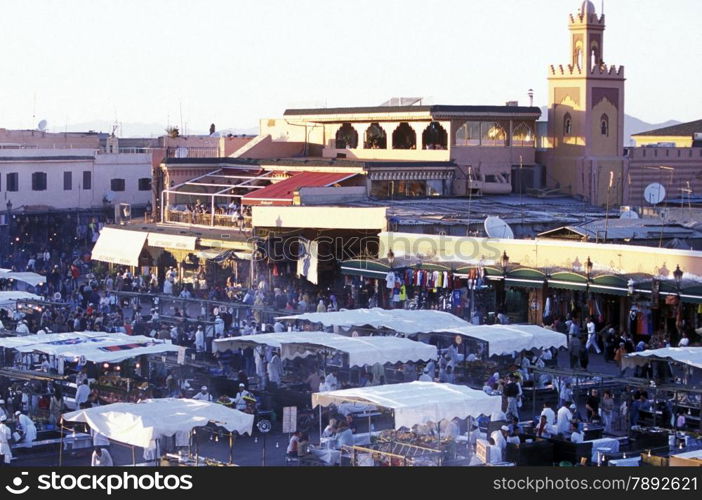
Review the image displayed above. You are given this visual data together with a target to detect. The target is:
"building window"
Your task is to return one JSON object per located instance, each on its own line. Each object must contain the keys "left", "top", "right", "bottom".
{"left": 364, "top": 123, "right": 387, "bottom": 149}
{"left": 83, "top": 171, "right": 92, "bottom": 190}
{"left": 392, "top": 122, "right": 417, "bottom": 150}
{"left": 563, "top": 113, "right": 573, "bottom": 136}
{"left": 600, "top": 114, "right": 609, "bottom": 136}
{"left": 138, "top": 178, "right": 151, "bottom": 191}
{"left": 111, "top": 178, "right": 126, "bottom": 192}
{"left": 422, "top": 122, "right": 447, "bottom": 150}
{"left": 6, "top": 173, "right": 18, "bottom": 192}
{"left": 334, "top": 123, "right": 358, "bottom": 149}
{"left": 63, "top": 171, "right": 72, "bottom": 190}
{"left": 31, "top": 172, "right": 47, "bottom": 191}
{"left": 512, "top": 122, "right": 535, "bottom": 147}
{"left": 455, "top": 121, "right": 482, "bottom": 146}
{"left": 481, "top": 121, "right": 508, "bottom": 147}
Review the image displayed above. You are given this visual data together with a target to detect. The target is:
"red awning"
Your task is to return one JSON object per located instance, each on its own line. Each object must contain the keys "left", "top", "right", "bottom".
{"left": 242, "top": 171, "right": 357, "bottom": 206}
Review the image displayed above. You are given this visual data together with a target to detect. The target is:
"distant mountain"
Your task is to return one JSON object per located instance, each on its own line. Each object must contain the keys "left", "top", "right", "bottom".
{"left": 539, "top": 106, "right": 680, "bottom": 146}
{"left": 58, "top": 120, "right": 258, "bottom": 138}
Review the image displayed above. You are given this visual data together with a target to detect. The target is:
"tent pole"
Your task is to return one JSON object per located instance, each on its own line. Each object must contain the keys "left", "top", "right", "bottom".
{"left": 229, "top": 433, "right": 234, "bottom": 465}
{"left": 532, "top": 377, "right": 536, "bottom": 418}
{"left": 318, "top": 405, "right": 322, "bottom": 445}
{"left": 58, "top": 422, "right": 64, "bottom": 466}
{"left": 132, "top": 445, "right": 135, "bottom": 466}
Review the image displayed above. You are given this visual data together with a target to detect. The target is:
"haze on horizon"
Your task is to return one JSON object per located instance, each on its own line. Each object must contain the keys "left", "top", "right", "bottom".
{"left": 0, "top": 0, "right": 698, "bottom": 134}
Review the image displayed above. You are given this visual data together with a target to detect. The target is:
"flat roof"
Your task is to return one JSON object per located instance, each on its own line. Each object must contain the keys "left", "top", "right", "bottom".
{"left": 284, "top": 104, "right": 541, "bottom": 118}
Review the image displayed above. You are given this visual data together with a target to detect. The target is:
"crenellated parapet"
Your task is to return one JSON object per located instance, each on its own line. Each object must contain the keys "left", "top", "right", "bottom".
{"left": 569, "top": 12, "right": 605, "bottom": 27}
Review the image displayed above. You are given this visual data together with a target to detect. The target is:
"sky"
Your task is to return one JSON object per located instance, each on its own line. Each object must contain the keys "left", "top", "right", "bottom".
{"left": 0, "top": 0, "right": 699, "bottom": 134}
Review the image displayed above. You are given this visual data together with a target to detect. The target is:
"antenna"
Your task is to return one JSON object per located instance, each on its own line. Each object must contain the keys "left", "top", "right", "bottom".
{"left": 32, "top": 92, "right": 37, "bottom": 127}
{"left": 179, "top": 101, "right": 184, "bottom": 136}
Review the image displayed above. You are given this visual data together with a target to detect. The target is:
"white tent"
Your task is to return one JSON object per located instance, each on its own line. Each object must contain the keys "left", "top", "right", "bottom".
{"left": 0, "top": 291, "right": 42, "bottom": 311}
{"left": 623, "top": 347, "right": 702, "bottom": 370}
{"left": 0, "top": 271, "right": 46, "bottom": 288}
{"left": 62, "top": 398, "right": 254, "bottom": 449}
{"left": 312, "top": 381, "right": 501, "bottom": 429}
{"left": 440, "top": 324, "right": 567, "bottom": 356}
{"left": 214, "top": 331, "right": 437, "bottom": 367}
{"left": 277, "top": 308, "right": 470, "bottom": 335}
{"left": 0, "top": 331, "right": 180, "bottom": 363}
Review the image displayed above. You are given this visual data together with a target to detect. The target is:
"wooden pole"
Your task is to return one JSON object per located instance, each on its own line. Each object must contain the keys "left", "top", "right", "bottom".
{"left": 228, "top": 432, "right": 234, "bottom": 464}
{"left": 58, "top": 422, "right": 64, "bottom": 466}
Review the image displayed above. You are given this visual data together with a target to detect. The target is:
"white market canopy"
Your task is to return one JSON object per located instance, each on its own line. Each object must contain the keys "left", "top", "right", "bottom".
{"left": 214, "top": 331, "right": 437, "bottom": 367}
{"left": 0, "top": 291, "right": 42, "bottom": 311}
{"left": 62, "top": 398, "right": 254, "bottom": 448}
{"left": 91, "top": 227, "right": 148, "bottom": 267}
{"left": 623, "top": 347, "right": 702, "bottom": 371}
{"left": 312, "top": 381, "right": 501, "bottom": 429}
{"left": 277, "top": 308, "right": 470, "bottom": 335}
{"left": 440, "top": 324, "right": 567, "bottom": 357}
{"left": 0, "top": 270, "right": 47, "bottom": 287}
{"left": 0, "top": 331, "right": 180, "bottom": 363}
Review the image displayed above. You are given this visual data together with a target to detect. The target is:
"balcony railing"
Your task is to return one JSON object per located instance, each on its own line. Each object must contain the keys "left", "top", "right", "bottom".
{"left": 164, "top": 208, "right": 253, "bottom": 231}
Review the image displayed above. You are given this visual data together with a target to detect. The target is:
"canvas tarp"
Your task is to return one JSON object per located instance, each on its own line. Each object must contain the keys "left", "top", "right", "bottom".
{"left": 0, "top": 291, "right": 42, "bottom": 311}
{"left": 0, "top": 331, "right": 180, "bottom": 363}
{"left": 622, "top": 347, "right": 702, "bottom": 371}
{"left": 277, "top": 308, "right": 470, "bottom": 335}
{"left": 91, "top": 227, "right": 147, "bottom": 266}
{"left": 440, "top": 324, "right": 567, "bottom": 357}
{"left": 312, "top": 381, "right": 501, "bottom": 429}
{"left": 62, "top": 398, "right": 254, "bottom": 448}
{"left": 214, "top": 331, "right": 437, "bottom": 367}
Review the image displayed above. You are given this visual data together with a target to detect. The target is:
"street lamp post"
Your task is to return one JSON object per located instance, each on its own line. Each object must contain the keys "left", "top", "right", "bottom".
{"left": 500, "top": 251, "right": 509, "bottom": 313}
{"left": 5, "top": 200, "right": 12, "bottom": 267}
{"left": 585, "top": 256, "right": 593, "bottom": 322}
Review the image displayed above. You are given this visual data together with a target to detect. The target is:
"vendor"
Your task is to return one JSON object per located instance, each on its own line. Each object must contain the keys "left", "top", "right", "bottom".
{"left": 489, "top": 425, "right": 508, "bottom": 457}
{"left": 192, "top": 386, "right": 213, "bottom": 401}
{"left": 14, "top": 410, "right": 37, "bottom": 444}
{"left": 335, "top": 420, "right": 354, "bottom": 449}
{"left": 232, "top": 383, "right": 252, "bottom": 411}
{"left": 322, "top": 418, "right": 337, "bottom": 438}
{"left": 0, "top": 415, "right": 12, "bottom": 465}
{"left": 535, "top": 415, "right": 553, "bottom": 438}
{"left": 569, "top": 422, "right": 584, "bottom": 443}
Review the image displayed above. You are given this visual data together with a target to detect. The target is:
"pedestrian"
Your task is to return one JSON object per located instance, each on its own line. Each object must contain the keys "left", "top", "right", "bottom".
{"left": 585, "top": 316, "right": 601, "bottom": 354}
{"left": 91, "top": 447, "right": 114, "bottom": 466}
{"left": 601, "top": 390, "right": 615, "bottom": 434}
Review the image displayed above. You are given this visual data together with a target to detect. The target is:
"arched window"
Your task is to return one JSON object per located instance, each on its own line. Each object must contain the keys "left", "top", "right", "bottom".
{"left": 455, "top": 121, "right": 481, "bottom": 146}
{"left": 335, "top": 123, "right": 358, "bottom": 149}
{"left": 364, "top": 123, "right": 387, "bottom": 149}
{"left": 512, "top": 122, "right": 534, "bottom": 147}
{"left": 481, "top": 121, "right": 508, "bottom": 147}
{"left": 392, "top": 122, "right": 417, "bottom": 150}
{"left": 422, "top": 122, "right": 447, "bottom": 149}
{"left": 600, "top": 114, "right": 609, "bottom": 136}
{"left": 563, "top": 113, "right": 573, "bottom": 136}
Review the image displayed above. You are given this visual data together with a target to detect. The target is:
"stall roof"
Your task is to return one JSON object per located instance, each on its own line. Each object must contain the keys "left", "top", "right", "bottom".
{"left": 214, "top": 331, "right": 437, "bottom": 367}
{"left": 0, "top": 291, "right": 42, "bottom": 311}
{"left": 0, "top": 331, "right": 180, "bottom": 363}
{"left": 91, "top": 227, "right": 148, "bottom": 267}
{"left": 62, "top": 398, "right": 254, "bottom": 448}
{"left": 440, "top": 324, "right": 567, "bottom": 356}
{"left": 241, "top": 171, "right": 358, "bottom": 206}
{"left": 312, "top": 381, "right": 501, "bottom": 429}
{"left": 277, "top": 308, "right": 470, "bottom": 335}
{"left": 0, "top": 271, "right": 46, "bottom": 287}
{"left": 623, "top": 347, "right": 702, "bottom": 371}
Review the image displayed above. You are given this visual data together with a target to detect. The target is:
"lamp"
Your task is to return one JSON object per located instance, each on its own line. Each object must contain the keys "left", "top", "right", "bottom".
{"left": 501, "top": 251, "right": 509, "bottom": 268}
{"left": 673, "top": 265, "right": 683, "bottom": 287}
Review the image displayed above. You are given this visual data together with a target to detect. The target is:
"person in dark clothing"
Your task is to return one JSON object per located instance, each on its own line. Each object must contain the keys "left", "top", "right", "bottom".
{"left": 579, "top": 346, "right": 589, "bottom": 370}
{"left": 585, "top": 389, "right": 600, "bottom": 422}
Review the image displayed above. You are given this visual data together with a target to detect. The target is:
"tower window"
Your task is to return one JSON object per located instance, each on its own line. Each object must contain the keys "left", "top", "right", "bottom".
{"left": 563, "top": 113, "right": 573, "bottom": 136}
{"left": 600, "top": 114, "right": 609, "bottom": 137}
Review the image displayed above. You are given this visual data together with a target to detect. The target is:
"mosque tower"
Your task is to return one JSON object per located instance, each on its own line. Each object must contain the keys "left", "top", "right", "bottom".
{"left": 542, "top": 1, "right": 626, "bottom": 205}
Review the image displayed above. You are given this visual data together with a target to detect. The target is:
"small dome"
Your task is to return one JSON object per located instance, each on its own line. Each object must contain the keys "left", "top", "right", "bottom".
{"left": 581, "top": 1, "right": 596, "bottom": 15}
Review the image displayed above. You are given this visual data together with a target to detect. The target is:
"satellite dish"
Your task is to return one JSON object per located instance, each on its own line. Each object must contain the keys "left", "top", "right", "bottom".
{"left": 37, "top": 120, "right": 48, "bottom": 131}
{"left": 644, "top": 183, "right": 666, "bottom": 205}
{"left": 53, "top": 292, "right": 62, "bottom": 301}
{"left": 619, "top": 210, "right": 639, "bottom": 220}
{"left": 484, "top": 216, "right": 514, "bottom": 239}
{"left": 175, "top": 147, "right": 189, "bottom": 158}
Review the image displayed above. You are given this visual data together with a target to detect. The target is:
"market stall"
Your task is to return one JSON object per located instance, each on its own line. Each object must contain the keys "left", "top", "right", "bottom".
{"left": 277, "top": 308, "right": 470, "bottom": 336}
{"left": 214, "top": 331, "right": 437, "bottom": 368}
{"left": 0, "top": 291, "right": 43, "bottom": 313}
{"left": 622, "top": 347, "right": 702, "bottom": 372}
{"left": 311, "top": 381, "right": 501, "bottom": 466}
{"left": 61, "top": 398, "right": 254, "bottom": 465}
